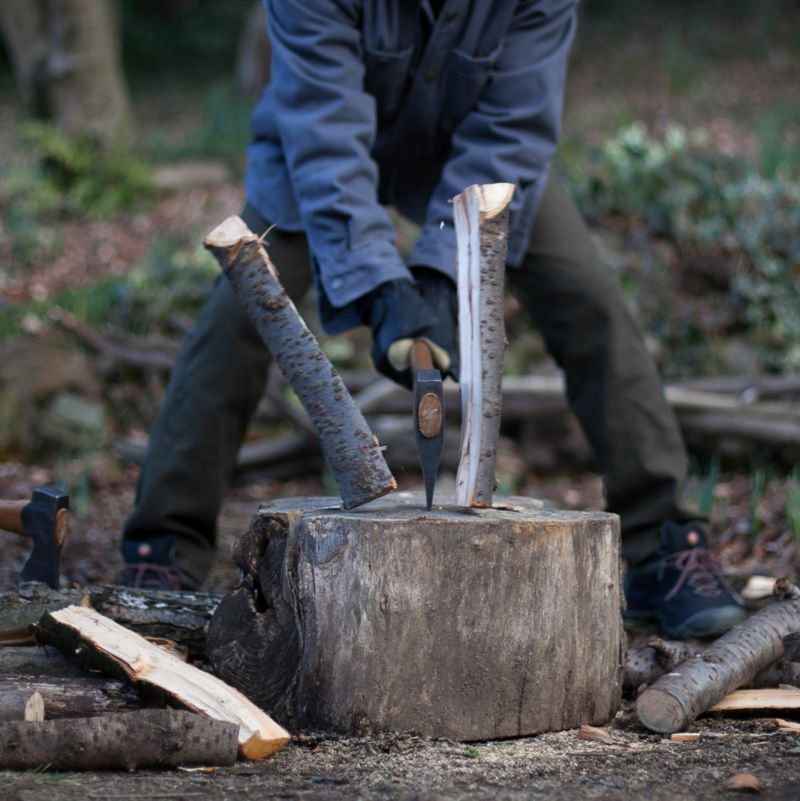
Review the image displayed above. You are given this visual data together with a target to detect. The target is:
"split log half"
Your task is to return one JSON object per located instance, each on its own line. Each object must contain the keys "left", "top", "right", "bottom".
{"left": 34, "top": 605, "right": 290, "bottom": 759}
{"left": 203, "top": 216, "right": 396, "bottom": 509}
{"left": 453, "top": 183, "right": 515, "bottom": 508}
{"left": 0, "top": 675, "right": 139, "bottom": 721}
{"left": 208, "top": 492, "right": 623, "bottom": 740}
{"left": 0, "top": 710, "right": 238, "bottom": 770}
{"left": 636, "top": 581, "right": 800, "bottom": 733}
{"left": 1, "top": 583, "right": 220, "bottom": 659}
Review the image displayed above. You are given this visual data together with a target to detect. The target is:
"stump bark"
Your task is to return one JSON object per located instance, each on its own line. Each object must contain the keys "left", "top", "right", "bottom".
{"left": 208, "top": 492, "right": 623, "bottom": 740}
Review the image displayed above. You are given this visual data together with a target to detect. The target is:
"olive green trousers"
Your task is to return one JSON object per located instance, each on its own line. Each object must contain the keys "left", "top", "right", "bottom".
{"left": 123, "top": 174, "right": 699, "bottom": 588}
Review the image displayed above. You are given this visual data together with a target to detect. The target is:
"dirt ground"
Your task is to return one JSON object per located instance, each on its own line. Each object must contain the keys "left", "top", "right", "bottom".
{"left": 2, "top": 710, "right": 800, "bottom": 801}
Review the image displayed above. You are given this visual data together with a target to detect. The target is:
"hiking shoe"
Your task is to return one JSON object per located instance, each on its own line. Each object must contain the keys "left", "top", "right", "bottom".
{"left": 120, "top": 534, "right": 184, "bottom": 591}
{"left": 624, "top": 521, "right": 747, "bottom": 638}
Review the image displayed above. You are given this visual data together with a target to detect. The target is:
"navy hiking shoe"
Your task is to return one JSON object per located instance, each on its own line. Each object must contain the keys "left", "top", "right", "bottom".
{"left": 624, "top": 521, "right": 747, "bottom": 638}
{"left": 120, "top": 534, "right": 184, "bottom": 591}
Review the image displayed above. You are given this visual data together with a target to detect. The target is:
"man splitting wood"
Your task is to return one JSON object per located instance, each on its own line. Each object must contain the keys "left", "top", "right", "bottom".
{"left": 120, "top": 0, "right": 746, "bottom": 638}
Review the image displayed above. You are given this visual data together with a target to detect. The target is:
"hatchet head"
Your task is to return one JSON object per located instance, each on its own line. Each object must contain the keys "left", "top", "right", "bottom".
{"left": 18, "top": 486, "right": 70, "bottom": 589}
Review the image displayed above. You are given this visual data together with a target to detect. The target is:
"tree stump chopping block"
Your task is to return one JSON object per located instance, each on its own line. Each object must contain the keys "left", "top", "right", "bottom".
{"left": 208, "top": 492, "right": 623, "bottom": 740}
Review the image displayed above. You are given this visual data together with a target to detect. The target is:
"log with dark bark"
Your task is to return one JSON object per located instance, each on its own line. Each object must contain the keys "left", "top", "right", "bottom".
{"left": 0, "top": 645, "right": 86, "bottom": 678}
{"left": 453, "top": 183, "right": 515, "bottom": 508}
{"left": 0, "top": 710, "right": 238, "bottom": 770}
{"left": 0, "top": 675, "right": 139, "bottom": 721}
{"left": 35, "top": 605, "right": 290, "bottom": 759}
{"left": 0, "top": 583, "right": 220, "bottom": 659}
{"left": 204, "top": 216, "right": 396, "bottom": 509}
{"left": 623, "top": 639, "right": 699, "bottom": 695}
{"left": 208, "top": 492, "right": 623, "bottom": 740}
{"left": 636, "top": 580, "right": 800, "bottom": 733}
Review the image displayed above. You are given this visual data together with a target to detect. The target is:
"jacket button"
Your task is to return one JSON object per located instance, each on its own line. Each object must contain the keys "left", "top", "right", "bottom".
{"left": 445, "top": 9, "right": 458, "bottom": 22}
{"left": 424, "top": 70, "right": 437, "bottom": 84}
{"left": 331, "top": 278, "right": 343, "bottom": 290}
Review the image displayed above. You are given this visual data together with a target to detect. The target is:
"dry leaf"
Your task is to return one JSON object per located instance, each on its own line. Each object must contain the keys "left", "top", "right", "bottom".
{"left": 579, "top": 724, "right": 616, "bottom": 745}
{"left": 774, "top": 718, "right": 800, "bottom": 733}
{"left": 724, "top": 773, "right": 761, "bottom": 793}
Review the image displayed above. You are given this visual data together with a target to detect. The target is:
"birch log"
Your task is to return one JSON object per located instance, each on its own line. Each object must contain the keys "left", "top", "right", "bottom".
{"left": 453, "top": 183, "right": 515, "bottom": 507}
{"left": 636, "top": 580, "right": 800, "bottom": 733}
{"left": 204, "top": 217, "right": 396, "bottom": 509}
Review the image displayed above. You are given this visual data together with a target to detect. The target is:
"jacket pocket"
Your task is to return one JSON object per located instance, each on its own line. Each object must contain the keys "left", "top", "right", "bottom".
{"left": 363, "top": 44, "right": 414, "bottom": 124}
{"left": 441, "top": 44, "right": 503, "bottom": 133}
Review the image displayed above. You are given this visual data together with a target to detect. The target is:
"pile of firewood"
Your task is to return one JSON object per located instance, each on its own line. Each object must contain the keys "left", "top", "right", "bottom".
{"left": 1, "top": 576, "right": 798, "bottom": 770}
{"left": 0, "top": 583, "right": 289, "bottom": 771}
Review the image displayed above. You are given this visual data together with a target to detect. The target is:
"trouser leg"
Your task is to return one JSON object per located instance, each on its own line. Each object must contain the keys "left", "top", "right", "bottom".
{"left": 508, "top": 174, "right": 700, "bottom": 564}
{"left": 123, "top": 206, "right": 313, "bottom": 586}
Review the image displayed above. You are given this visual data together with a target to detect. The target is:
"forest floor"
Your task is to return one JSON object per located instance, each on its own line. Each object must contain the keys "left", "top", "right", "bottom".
{"left": 2, "top": 3, "right": 800, "bottom": 799}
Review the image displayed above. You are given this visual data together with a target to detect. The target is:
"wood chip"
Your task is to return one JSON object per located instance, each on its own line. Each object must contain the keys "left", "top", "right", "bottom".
{"left": 670, "top": 732, "right": 701, "bottom": 742}
{"left": 23, "top": 692, "right": 44, "bottom": 723}
{"left": 774, "top": 718, "right": 800, "bottom": 732}
{"left": 709, "top": 688, "right": 800, "bottom": 713}
{"left": 740, "top": 575, "right": 777, "bottom": 600}
{"left": 724, "top": 772, "right": 761, "bottom": 793}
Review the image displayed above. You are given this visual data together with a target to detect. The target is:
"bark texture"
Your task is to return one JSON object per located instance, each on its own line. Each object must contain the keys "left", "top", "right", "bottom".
{"left": 208, "top": 492, "right": 622, "bottom": 740}
{"left": 1, "top": 583, "right": 220, "bottom": 658}
{"left": 453, "top": 184, "right": 515, "bottom": 508}
{"left": 0, "top": 675, "right": 139, "bottom": 721}
{"left": 0, "top": 710, "right": 238, "bottom": 770}
{"left": 204, "top": 217, "right": 396, "bottom": 509}
{"left": 636, "top": 581, "right": 800, "bottom": 733}
{"left": 35, "top": 605, "right": 291, "bottom": 759}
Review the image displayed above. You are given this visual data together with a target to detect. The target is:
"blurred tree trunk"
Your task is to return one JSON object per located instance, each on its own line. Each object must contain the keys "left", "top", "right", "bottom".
{"left": 0, "top": 0, "right": 132, "bottom": 150}
{"left": 236, "top": 0, "right": 271, "bottom": 96}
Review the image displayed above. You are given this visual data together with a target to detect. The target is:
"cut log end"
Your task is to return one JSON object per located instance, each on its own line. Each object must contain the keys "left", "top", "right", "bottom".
{"left": 475, "top": 182, "right": 515, "bottom": 219}
{"left": 636, "top": 688, "right": 690, "bottom": 734}
{"left": 203, "top": 215, "right": 256, "bottom": 248}
{"left": 241, "top": 731, "right": 292, "bottom": 761}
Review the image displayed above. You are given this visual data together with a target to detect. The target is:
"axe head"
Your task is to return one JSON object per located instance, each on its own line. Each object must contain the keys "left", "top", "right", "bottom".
{"left": 18, "top": 486, "right": 69, "bottom": 589}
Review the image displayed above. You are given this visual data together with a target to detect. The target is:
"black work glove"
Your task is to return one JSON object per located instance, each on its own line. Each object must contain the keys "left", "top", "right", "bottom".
{"left": 357, "top": 268, "right": 458, "bottom": 389}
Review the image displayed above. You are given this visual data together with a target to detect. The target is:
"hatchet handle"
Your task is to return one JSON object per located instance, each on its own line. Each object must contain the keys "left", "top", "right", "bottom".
{"left": 0, "top": 501, "right": 27, "bottom": 536}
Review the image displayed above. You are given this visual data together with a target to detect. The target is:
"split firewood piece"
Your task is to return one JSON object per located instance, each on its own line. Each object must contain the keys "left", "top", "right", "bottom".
{"left": 453, "top": 183, "right": 515, "bottom": 508}
{"left": 0, "top": 710, "right": 238, "bottom": 770}
{"left": 636, "top": 580, "right": 800, "bottom": 733}
{"left": 708, "top": 687, "right": 800, "bottom": 714}
{"left": 0, "top": 675, "right": 139, "bottom": 721}
{"left": 35, "top": 605, "right": 290, "bottom": 759}
{"left": 204, "top": 216, "right": 396, "bottom": 509}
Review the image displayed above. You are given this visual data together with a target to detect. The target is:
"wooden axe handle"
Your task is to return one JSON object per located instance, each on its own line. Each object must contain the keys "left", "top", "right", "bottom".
{"left": 0, "top": 501, "right": 27, "bottom": 536}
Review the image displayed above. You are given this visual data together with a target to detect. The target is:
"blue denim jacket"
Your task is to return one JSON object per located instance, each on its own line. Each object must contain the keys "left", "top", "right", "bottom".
{"left": 245, "top": 0, "right": 578, "bottom": 333}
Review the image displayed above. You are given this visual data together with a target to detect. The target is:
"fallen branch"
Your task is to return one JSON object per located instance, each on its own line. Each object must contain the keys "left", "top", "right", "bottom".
{"left": 636, "top": 580, "right": 800, "bottom": 733}
{"left": 0, "top": 710, "right": 238, "bottom": 770}
{"left": 35, "top": 605, "right": 290, "bottom": 759}
{"left": 50, "top": 307, "right": 178, "bottom": 371}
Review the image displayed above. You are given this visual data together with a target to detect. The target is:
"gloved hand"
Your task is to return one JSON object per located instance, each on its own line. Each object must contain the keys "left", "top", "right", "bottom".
{"left": 357, "top": 268, "right": 458, "bottom": 389}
